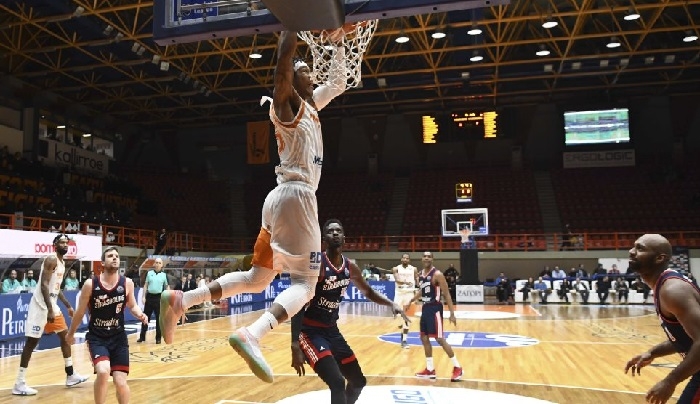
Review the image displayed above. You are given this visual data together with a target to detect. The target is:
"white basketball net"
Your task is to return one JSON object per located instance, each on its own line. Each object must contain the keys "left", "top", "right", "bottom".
{"left": 298, "top": 20, "right": 378, "bottom": 91}
{"left": 459, "top": 228, "right": 472, "bottom": 244}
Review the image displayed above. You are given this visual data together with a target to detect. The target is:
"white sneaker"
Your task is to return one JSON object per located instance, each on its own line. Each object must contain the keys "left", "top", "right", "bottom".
{"left": 12, "top": 382, "right": 38, "bottom": 396}
{"left": 66, "top": 373, "right": 89, "bottom": 387}
{"left": 228, "top": 327, "right": 273, "bottom": 383}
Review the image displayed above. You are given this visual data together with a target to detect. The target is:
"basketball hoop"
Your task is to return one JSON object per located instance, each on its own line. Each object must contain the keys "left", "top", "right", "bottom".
{"left": 459, "top": 228, "right": 472, "bottom": 244}
{"left": 298, "top": 20, "right": 378, "bottom": 91}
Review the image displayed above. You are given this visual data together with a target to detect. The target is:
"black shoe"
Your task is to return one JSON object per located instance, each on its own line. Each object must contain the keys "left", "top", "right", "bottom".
{"left": 156, "top": 340, "right": 161, "bottom": 344}
{"left": 136, "top": 338, "right": 145, "bottom": 343}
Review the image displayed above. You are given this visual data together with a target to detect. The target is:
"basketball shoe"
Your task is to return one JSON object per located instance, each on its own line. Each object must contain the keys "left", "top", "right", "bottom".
{"left": 159, "top": 290, "right": 184, "bottom": 344}
{"left": 66, "top": 372, "right": 89, "bottom": 387}
{"left": 451, "top": 366, "right": 463, "bottom": 382}
{"left": 12, "top": 382, "right": 37, "bottom": 396}
{"left": 229, "top": 327, "right": 274, "bottom": 383}
{"left": 415, "top": 368, "right": 436, "bottom": 379}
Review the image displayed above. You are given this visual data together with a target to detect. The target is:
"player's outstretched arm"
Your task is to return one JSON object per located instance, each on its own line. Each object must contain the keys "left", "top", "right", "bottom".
{"left": 350, "top": 262, "right": 410, "bottom": 324}
{"left": 273, "top": 31, "right": 299, "bottom": 122}
{"left": 313, "top": 43, "right": 346, "bottom": 111}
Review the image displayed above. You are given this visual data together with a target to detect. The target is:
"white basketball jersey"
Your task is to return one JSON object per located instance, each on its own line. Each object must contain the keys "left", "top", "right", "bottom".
{"left": 31, "top": 253, "right": 65, "bottom": 312}
{"left": 395, "top": 265, "right": 417, "bottom": 290}
{"left": 267, "top": 98, "right": 324, "bottom": 191}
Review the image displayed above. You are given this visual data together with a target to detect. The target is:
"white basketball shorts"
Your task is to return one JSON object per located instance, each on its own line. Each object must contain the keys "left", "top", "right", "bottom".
{"left": 261, "top": 181, "right": 322, "bottom": 276}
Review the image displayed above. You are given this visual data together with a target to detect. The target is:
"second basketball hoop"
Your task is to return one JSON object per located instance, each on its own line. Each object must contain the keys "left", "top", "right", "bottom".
{"left": 298, "top": 20, "right": 378, "bottom": 91}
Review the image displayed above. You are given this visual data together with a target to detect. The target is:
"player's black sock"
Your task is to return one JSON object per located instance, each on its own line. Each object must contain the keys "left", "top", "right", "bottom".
{"left": 65, "top": 366, "right": 74, "bottom": 376}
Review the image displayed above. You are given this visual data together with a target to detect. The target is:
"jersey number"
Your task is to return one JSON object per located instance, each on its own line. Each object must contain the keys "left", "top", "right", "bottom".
{"left": 115, "top": 303, "right": 123, "bottom": 314}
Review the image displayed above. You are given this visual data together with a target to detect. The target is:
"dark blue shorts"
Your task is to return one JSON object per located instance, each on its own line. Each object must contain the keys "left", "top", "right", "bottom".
{"left": 419, "top": 303, "right": 444, "bottom": 338}
{"left": 299, "top": 325, "right": 356, "bottom": 369}
{"left": 86, "top": 332, "right": 130, "bottom": 375}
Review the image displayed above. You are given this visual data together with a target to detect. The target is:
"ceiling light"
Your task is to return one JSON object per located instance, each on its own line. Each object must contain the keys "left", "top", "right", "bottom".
{"left": 57, "top": 125, "right": 66, "bottom": 129}
{"left": 623, "top": 7, "right": 640, "bottom": 21}
{"left": 377, "top": 78, "right": 387, "bottom": 88}
{"left": 645, "top": 56, "right": 654, "bottom": 65}
{"left": 114, "top": 32, "right": 124, "bottom": 42}
{"left": 461, "top": 72, "right": 470, "bottom": 80}
{"left": 542, "top": 14, "right": 558, "bottom": 29}
{"left": 72, "top": 6, "right": 84, "bottom": 17}
{"left": 395, "top": 30, "right": 409, "bottom": 43}
{"left": 136, "top": 45, "right": 145, "bottom": 56}
{"left": 665, "top": 54, "right": 675, "bottom": 64}
{"left": 683, "top": 30, "right": 698, "bottom": 42}
{"left": 467, "top": 22, "right": 482, "bottom": 36}
{"left": 205, "top": 90, "right": 212, "bottom": 97}
{"left": 535, "top": 44, "right": 550, "bottom": 57}
{"left": 82, "top": 133, "right": 92, "bottom": 138}
{"left": 544, "top": 64, "right": 553, "bottom": 72}
{"left": 600, "top": 59, "right": 609, "bottom": 67}
{"left": 431, "top": 29, "right": 446, "bottom": 39}
{"left": 571, "top": 61, "right": 581, "bottom": 70}
{"left": 131, "top": 43, "right": 140, "bottom": 53}
{"left": 606, "top": 36, "right": 621, "bottom": 48}
{"left": 160, "top": 61, "right": 169, "bottom": 71}
{"left": 103, "top": 25, "right": 114, "bottom": 36}
{"left": 249, "top": 48, "right": 262, "bottom": 59}
{"left": 619, "top": 58, "right": 629, "bottom": 66}
{"left": 152, "top": 54, "right": 161, "bottom": 64}
{"left": 469, "top": 51, "right": 483, "bottom": 62}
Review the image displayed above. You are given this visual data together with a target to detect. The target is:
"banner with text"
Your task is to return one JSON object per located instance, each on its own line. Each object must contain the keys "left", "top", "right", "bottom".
{"left": 246, "top": 121, "right": 270, "bottom": 164}
{"left": 456, "top": 285, "right": 484, "bottom": 303}
{"left": 563, "top": 149, "right": 635, "bottom": 168}
{"left": 38, "top": 138, "right": 110, "bottom": 176}
{"left": 0, "top": 229, "right": 102, "bottom": 261}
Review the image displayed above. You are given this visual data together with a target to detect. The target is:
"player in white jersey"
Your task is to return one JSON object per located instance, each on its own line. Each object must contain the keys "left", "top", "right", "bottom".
{"left": 160, "top": 29, "right": 348, "bottom": 383}
{"left": 392, "top": 254, "right": 418, "bottom": 348}
{"left": 12, "top": 234, "right": 88, "bottom": 396}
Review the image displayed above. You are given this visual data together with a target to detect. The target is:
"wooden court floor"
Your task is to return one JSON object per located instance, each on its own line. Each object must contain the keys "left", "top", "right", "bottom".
{"left": 0, "top": 302, "right": 682, "bottom": 403}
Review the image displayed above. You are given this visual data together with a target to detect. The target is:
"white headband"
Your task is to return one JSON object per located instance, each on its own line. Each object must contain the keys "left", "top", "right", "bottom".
{"left": 293, "top": 60, "right": 309, "bottom": 72}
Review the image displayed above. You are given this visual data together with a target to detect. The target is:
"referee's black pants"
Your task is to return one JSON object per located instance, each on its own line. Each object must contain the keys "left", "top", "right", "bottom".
{"left": 140, "top": 293, "right": 162, "bottom": 342}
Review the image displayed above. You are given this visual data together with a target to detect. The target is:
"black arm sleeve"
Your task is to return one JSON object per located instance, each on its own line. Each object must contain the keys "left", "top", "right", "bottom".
{"left": 290, "top": 306, "right": 307, "bottom": 343}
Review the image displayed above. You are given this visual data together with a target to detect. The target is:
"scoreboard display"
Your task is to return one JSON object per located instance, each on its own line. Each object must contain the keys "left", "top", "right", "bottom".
{"left": 456, "top": 182, "right": 473, "bottom": 203}
{"left": 422, "top": 111, "right": 498, "bottom": 143}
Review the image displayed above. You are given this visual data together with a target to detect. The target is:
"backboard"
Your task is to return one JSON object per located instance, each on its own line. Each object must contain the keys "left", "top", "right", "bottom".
{"left": 441, "top": 208, "right": 488, "bottom": 237}
{"left": 153, "top": 0, "right": 510, "bottom": 45}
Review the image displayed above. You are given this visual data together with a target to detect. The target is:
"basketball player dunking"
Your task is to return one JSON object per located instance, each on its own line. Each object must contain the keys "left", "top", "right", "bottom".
{"left": 290, "top": 219, "right": 408, "bottom": 404}
{"left": 160, "top": 29, "right": 348, "bottom": 383}
{"left": 392, "top": 253, "right": 418, "bottom": 348}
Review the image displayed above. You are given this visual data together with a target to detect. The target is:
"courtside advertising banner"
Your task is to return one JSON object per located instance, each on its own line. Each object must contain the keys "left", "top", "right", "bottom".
{"left": 0, "top": 230, "right": 102, "bottom": 261}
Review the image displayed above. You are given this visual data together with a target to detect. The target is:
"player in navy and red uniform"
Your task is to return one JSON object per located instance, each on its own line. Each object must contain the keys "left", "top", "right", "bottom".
{"left": 290, "top": 219, "right": 409, "bottom": 404}
{"left": 414, "top": 251, "right": 462, "bottom": 382}
{"left": 67, "top": 246, "right": 148, "bottom": 404}
{"left": 624, "top": 234, "right": 700, "bottom": 404}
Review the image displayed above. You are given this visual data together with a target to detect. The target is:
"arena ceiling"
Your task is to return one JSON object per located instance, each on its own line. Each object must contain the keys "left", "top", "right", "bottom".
{"left": 0, "top": 0, "right": 699, "bottom": 131}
